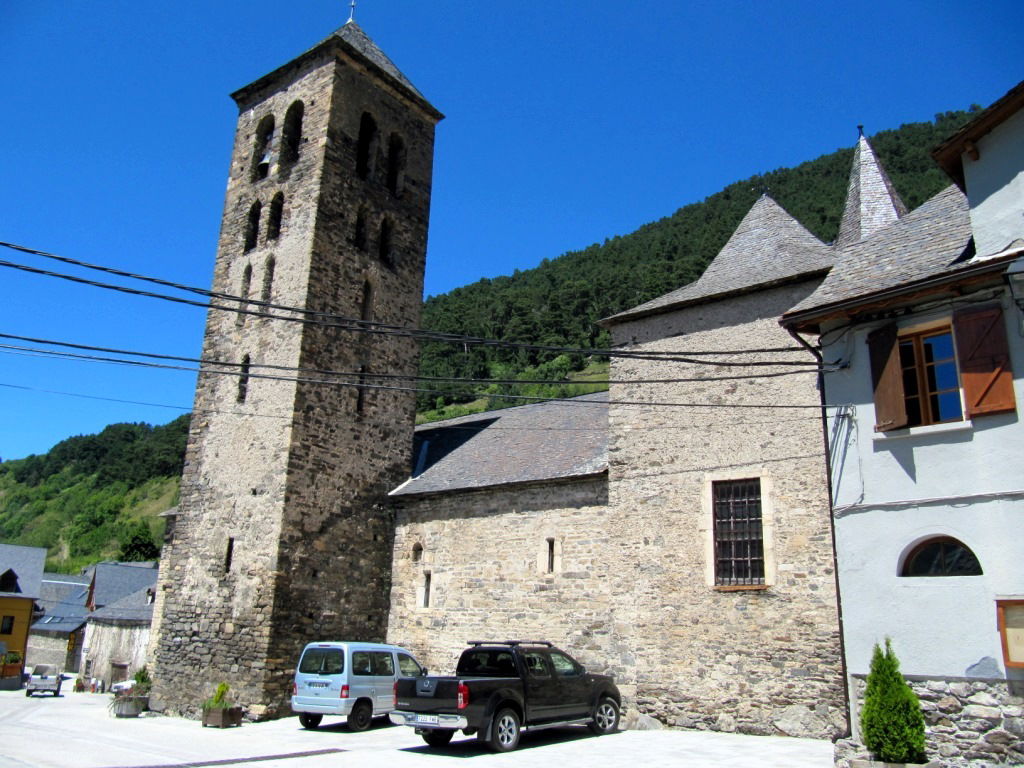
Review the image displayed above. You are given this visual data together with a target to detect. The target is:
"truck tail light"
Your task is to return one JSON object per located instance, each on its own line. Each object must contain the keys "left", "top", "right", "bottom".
{"left": 292, "top": 682, "right": 297, "bottom": 696}
{"left": 340, "top": 684, "right": 349, "bottom": 699}
{"left": 393, "top": 681, "right": 398, "bottom": 708}
{"left": 457, "top": 682, "right": 469, "bottom": 710}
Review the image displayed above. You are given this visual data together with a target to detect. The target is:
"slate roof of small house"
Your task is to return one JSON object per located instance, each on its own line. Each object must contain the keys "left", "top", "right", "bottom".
{"left": 88, "top": 585, "right": 154, "bottom": 626}
{"left": 0, "top": 543, "right": 46, "bottom": 600}
{"left": 390, "top": 392, "right": 608, "bottom": 497}
{"left": 89, "top": 562, "right": 159, "bottom": 610}
{"left": 834, "top": 134, "right": 908, "bottom": 248}
{"left": 784, "top": 185, "right": 977, "bottom": 323}
{"left": 605, "top": 196, "right": 833, "bottom": 324}
{"left": 31, "top": 573, "right": 90, "bottom": 634}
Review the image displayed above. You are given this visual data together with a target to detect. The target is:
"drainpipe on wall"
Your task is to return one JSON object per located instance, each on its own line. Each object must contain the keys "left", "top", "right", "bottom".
{"left": 786, "top": 325, "right": 852, "bottom": 740}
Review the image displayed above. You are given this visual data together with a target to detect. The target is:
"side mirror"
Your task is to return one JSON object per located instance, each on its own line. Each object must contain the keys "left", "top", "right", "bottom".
{"left": 420, "top": 667, "right": 428, "bottom": 676}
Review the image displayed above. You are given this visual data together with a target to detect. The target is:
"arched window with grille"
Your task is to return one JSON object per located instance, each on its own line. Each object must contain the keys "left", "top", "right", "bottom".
{"left": 900, "top": 537, "right": 983, "bottom": 577}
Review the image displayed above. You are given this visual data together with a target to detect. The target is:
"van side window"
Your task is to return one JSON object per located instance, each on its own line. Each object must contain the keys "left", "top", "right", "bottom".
{"left": 397, "top": 653, "right": 421, "bottom": 677}
{"left": 372, "top": 651, "right": 395, "bottom": 676}
{"left": 352, "top": 651, "right": 373, "bottom": 676}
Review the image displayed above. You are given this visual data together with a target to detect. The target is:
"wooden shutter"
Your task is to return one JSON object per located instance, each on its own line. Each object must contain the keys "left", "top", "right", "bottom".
{"left": 868, "top": 323, "right": 907, "bottom": 432}
{"left": 954, "top": 306, "right": 1016, "bottom": 417}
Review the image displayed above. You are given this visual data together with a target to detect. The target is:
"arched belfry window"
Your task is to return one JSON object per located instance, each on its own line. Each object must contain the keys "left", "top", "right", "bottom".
{"left": 237, "top": 263, "right": 252, "bottom": 328}
{"left": 237, "top": 354, "right": 251, "bottom": 403}
{"left": 281, "top": 101, "right": 304, "bottom": 165}
{"left": 386, "top": 133, "right": 406, "bottom": 196}
{"left": 244, "top": 201, "right": 262, "bottom": 252}
{"left": 356, "top": 112, "right": 378, "bottom": 180}
{"left": 901, "top": 537, "right": 983, "bottom": 577}
{"left": 252, "top": 115, "right": 275, "bottom": 181}
{"left": 378, "top": 218, "right": 393, "bottom": 268}
{"left": 267, "top": 193, "right": 284, "bottom": 240}
{"left": 261, "top": 256, "right": 276, "bottom": 304}
{"left": 353, "top": 208, "right": 368, "bottom": 251}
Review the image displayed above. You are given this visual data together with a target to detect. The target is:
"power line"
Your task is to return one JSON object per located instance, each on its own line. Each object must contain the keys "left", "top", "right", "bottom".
{"left": 0, "top": 241, "right": 819, "bottom": 367}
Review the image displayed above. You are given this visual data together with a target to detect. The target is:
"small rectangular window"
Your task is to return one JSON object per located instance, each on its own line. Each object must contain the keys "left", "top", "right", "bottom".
{"left": 224, "top": 538, "right": 235, "bottom": 574}
{"left": 898, "top": 329, "right": 962, "bottom": 427}
{"left": 423, "top": 571, "right": 431, "bottom": 608}
{"left": 546, "top": 538, "right": 555, "bottom": 573}
{"left": 0, "top": 615, "right": 14, "bottom": 634}
{"left": 713, "top": 479, "right": 764, "bottom": 586}
{"left": 997, "top": 600, "right": 1024, "bottom": 669}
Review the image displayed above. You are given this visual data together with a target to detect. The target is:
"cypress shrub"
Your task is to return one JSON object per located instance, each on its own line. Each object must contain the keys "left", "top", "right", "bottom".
{"left": 860, "top": 639, "right": 927, "bottom": 764}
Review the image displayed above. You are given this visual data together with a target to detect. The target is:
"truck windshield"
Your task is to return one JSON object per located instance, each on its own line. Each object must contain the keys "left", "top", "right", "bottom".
{"left": 456, "top": 649, "right": 517, "bottom": 677}
{"left": 299, "top": 648, "right": 344, "bottom": 675}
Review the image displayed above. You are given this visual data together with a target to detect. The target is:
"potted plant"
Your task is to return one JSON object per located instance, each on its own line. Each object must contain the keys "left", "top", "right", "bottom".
{"left": 201, "top": 682, "right": 244, "bottom": 727}
{"left": 109, "top": 666, "right": 153, "bottom": 718}
{"left": 852, "top": 639, "right": 937, "bottom": 767}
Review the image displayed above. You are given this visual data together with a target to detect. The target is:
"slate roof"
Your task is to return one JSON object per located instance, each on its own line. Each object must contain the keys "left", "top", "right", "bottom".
{"left": 834, "top": 133, "right": 908, "bottom": 248}
{"left": 0, "top": 543, "right": 46, "bottom": 600}
{"left": 390, "top": 392, "right": 608, "bottom": 497}
{"left": 784, "top": 185, "right": 977, "bottom": 324}
{"left": 88, "top": 562, "right": 159, "bottom": 610}
{"left": 89, "top": 585, "right": 154, "bottom": 626}
{"left": 605, "top": 196, "right": 833, "bottom": 324}
{"left": 232, "top": 21, "right": 442, "bottom": 120}
{"left": 31, "top": 574, "right": 90, "bottom": 634}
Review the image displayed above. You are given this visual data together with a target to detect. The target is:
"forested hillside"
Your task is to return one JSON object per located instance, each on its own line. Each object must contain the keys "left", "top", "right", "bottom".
{"left": 0, "top": 416, "right": 189, "bottom": 572}
{"left": 0, "top": 108, "right": 979, "bottom": 563}
{"left": 416, "top": 109, "right": 978, "bottom": 414}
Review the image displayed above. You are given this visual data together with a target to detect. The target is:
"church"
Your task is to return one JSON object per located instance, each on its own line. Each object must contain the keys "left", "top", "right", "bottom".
{"left": 149, "top": 19, "right": 1020, "bottom": 757}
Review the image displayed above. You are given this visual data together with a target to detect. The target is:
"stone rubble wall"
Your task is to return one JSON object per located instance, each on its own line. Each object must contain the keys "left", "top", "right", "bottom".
{"left": 836, "top": 676, "right": 1024, "bottom": 766}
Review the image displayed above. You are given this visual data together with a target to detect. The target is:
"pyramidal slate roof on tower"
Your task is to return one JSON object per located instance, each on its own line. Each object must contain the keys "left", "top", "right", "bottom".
{"left": 605, "top": 195, "right": 833, "bottom": 323}
{"left": 833, "top": 133, "right": 909, "bottom": 248}
{"left": 330, "top": 21, "right": 429, "bottom": 104}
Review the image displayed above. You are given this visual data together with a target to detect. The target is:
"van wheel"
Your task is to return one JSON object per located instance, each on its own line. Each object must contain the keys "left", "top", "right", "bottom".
{"left": 299, "top": 713, "right": 323, "bottom": 729}
{"left": 488, "top": 708, "right": 520, "bottom": 752}
{"left": 25, "top": 689, "right": 31, "bottom": 697}
{"left": 348, "top": 700, "right": 372, "bottom": 731}
{"left": 589, "top": 696, "right": 619, "bottom": 734}
{"left": 422, "top": 729, "right": 454, "bottom": 748}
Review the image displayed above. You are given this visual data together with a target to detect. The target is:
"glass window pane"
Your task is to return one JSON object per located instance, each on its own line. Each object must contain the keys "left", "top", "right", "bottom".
{"left": 903, "top": 368, "right": 920, "bottom": 396}
{"left": 923, "top": 333, "right": 954, "bottom": 362}
{"left": 934, "top": 391, "right": 963, "bottom": 422}
{"left": 899, "top": 341, "right": 917, "bottom": 367}
{"left": 933, "top": 361, "right": 959, "bottom": 391}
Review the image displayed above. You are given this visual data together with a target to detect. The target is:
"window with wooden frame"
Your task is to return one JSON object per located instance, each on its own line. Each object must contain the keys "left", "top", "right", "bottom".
{"left": 997, "top": 600, "right": 1024, "bottom": 669}
{"left": 867, "top": 305, "right": 1016, "bottom": 432}
{"left": 712, "top": 478, "right": 764, "bottom": 586}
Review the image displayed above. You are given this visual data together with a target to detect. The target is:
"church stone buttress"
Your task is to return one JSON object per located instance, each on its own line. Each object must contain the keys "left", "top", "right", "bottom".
{"left": 149, "top": 23, "right": 442, "bottom": 718}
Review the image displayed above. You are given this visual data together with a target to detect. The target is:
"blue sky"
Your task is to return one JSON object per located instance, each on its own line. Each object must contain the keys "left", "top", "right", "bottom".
{"left": 1, "top": 0, "right": 1021, "bottom": 460}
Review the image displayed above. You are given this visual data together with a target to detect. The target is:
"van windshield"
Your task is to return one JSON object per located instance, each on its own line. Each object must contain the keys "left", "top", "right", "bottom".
{"left": 299, "top": 648, "right": 344, "bottom": 675}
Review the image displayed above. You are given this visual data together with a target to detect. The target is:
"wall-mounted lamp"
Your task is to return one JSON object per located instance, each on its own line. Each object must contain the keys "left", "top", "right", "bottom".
{"left": 1005, "top": 258, "right": 1024, "bottom": 312}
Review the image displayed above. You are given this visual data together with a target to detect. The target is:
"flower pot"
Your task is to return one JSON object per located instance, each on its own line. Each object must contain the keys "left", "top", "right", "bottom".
{"left": 202, "top": 706, "right": 244, "bottom": 728}
{"left": 110, "top": 695, "right": 149, "bottom": 718}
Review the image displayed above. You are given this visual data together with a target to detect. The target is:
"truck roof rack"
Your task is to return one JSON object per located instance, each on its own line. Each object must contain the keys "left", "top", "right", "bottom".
{"left": 466, "top": 640, "right": 553, "bottom": 647}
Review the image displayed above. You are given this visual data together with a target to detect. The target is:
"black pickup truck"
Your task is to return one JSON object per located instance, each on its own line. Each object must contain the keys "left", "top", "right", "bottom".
{"left": 389, "top": 641, "right": 621, "bottom": 752}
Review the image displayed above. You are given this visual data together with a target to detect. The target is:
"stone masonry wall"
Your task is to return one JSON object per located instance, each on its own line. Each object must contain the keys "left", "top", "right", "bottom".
{"left": 386, "top": 477, "right": 624, "bottom": 679}
{"left": 836, "top": 676, "right": 1024, "bottom": 766}
{"left": 606, "top": 280, "right": 846, "bottom": 739}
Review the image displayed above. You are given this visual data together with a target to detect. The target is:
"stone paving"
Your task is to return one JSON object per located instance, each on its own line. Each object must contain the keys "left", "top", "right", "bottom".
{"left": 0, "top": 689, "right": 833, "bottom": 768}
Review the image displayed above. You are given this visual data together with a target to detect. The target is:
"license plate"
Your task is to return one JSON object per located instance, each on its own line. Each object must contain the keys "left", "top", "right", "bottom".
{"left": 416, "top": 714, "right": 439, "bottom": 725}
{"left": 308, "top": 682, "right": 328, "bottom": 688}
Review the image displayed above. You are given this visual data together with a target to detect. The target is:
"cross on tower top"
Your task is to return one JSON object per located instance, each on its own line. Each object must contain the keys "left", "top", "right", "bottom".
{"left": 347, "top": 0, "right": 356, "bottom": 23}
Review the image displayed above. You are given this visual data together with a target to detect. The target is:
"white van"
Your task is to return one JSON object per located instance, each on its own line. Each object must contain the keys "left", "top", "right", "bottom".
{"left": 291, "top": 642, "right": 424, "bottom": 730}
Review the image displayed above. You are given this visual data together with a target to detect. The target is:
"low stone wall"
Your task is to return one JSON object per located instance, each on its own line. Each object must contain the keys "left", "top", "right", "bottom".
{"left": 837, "top": 676, "right": 1024, "bottom": 766}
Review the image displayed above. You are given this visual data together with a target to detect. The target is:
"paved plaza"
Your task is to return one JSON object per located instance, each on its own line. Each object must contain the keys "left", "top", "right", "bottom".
{"left": 0, "top": 689, "right": 833, "bottom": 768}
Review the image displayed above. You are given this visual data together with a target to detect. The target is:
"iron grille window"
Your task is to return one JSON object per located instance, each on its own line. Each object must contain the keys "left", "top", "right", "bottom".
{"left": 713, "top": 478, "right": 765, "bottom": 586}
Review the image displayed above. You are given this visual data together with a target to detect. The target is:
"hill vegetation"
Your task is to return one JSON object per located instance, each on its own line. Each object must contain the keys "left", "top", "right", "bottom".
{"left": 0, "top": 108, "right": 979, "bottom": 564}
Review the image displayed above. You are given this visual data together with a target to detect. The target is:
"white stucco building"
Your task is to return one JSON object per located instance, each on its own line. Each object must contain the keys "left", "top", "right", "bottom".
{"left": 784, "top": 80, "right": 1024, "bottom": 764}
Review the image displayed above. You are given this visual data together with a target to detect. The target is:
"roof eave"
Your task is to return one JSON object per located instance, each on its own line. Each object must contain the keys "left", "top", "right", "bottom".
{"left": 390, "top": 468, "right": 608, "bottom": 500}
{"left": 601, "top": 268, "right": 831, "bottom": 327}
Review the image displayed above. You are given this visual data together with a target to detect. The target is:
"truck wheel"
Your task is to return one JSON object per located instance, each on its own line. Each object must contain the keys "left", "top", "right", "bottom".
{"left": 299, "top": 712, "right": 323, "bottom": 729}
{"left": 421, "top": 729, "right": 454, "bottom": 748}
{"left": 589, "top": 696, "right": 619, "bottom": 734}
{"left": 488, "top": 708, "right": 521, "bottom": 752}
{"left": 348, "top": 700, "right": 372, "bottom": 731}
{"left": 25, "top": 689, "right": 31, "bottom": 697}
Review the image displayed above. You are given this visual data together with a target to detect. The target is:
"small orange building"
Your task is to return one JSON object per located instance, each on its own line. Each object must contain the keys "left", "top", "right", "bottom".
{"left": 0, "top": 544, "right": 46, "bottom": 682}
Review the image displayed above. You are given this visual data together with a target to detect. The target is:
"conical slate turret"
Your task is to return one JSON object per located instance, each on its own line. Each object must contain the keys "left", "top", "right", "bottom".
{"left": 834, "top": 131, "right": 908, "bottom": 248}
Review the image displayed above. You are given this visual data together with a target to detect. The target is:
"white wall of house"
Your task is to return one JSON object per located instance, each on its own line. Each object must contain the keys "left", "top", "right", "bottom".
{"left": 963, "top": 109, "right": 1024, "bottom": 258}
{"left": 820, "top": 291, "right": 1024, "bottom": 677}
{"left": 83, "top": 622, "right": 150, "bottom": 686}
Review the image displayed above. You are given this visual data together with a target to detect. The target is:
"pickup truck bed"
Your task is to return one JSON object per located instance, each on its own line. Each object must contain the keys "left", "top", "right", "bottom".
{"left": 391, "top": 641, "right": 621, "bottom": 752}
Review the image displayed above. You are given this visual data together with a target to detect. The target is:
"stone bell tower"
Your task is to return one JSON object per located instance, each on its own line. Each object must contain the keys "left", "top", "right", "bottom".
{"left": 150, "top": 20, "right": 442, "bottom": 718}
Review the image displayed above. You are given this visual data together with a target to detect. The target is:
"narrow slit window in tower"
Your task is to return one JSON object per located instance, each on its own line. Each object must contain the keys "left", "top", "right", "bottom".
{"left": 547, "top": 538, "right": 555, "bottom": 573}
{"left": 252, "top": 115, "right": 275, "bottom": 181}
{"left": 261, "top": 256, "right": 275, "bottom": 304}
{"left": 281, "top": 101, "right": 304, "bottom": 165}
{"left": 356, "top": 364, "right": 368, "bottom": 414}
{"left": 386, "top": 133, "right": 406, "bottom": 196}
{"left": 354, "top": 209, "right": 368, "bottom": 251}
{"left": 356, "top": 112, "right": 378, "bottom": 180}
{"left": 224, "top": 538, "right": 235, "bottom": 574}
{"left": 378, "top": 218, "right": 393, "bottom": 268}
{"left": 237, "top": 355, "right": 251, "bottom": 403}
{"left": 244, "top": 201, "right": 262, "bottom": 252}
{"left": 360, "top": 280, "right": 374, "bottom": 323}
{"left": 423, "top": 571, "right": 431, "bottom": 608}
{"left": 267, "top": 193, "right": 284, "bottom": 240}
{"left": 237, "top": 263, "right": 252, "bottom": 327}
{"left": 412, "top": 543, "right": 423, "bottom": 562}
